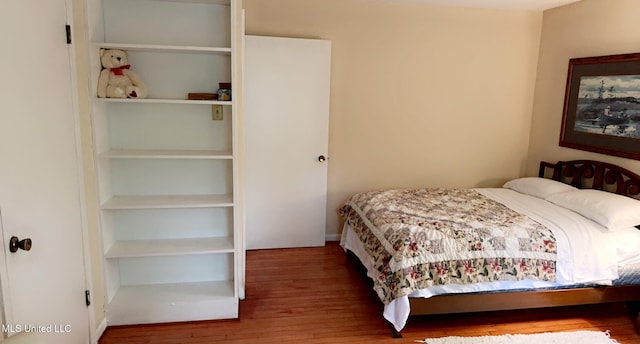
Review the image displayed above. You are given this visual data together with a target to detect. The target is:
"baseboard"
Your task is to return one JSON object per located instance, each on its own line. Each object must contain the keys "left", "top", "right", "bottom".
{"left": 96, "top": 317, "right": 107, "bottom": 341}
{"left": 325, "top": 234, "right": 340, "bottom": 242}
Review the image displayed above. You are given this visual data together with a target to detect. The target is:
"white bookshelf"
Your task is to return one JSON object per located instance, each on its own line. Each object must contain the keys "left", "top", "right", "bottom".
{"left": 94, "top": 42, "right": 232, "bottom": 55}
{"left": 106, "top": 281, "right": 236, "bottom": 326}
{"left": 100, "top": 149, "right": 233, "bottom": 159}
{"left": 102, "top": 194, "right": 234, "bottom": 210}
{"left": 86, "top": 0, "right": 243, "bottom": 325}
{"left": 105, "top": 237, "right": 234, "bottom": 258}
{"left": 97, "top": 98, "right": 233, "bottom": 105}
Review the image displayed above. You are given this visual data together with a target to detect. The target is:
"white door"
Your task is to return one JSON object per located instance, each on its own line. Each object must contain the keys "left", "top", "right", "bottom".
{"left": 0, "top": 0, "right": 90, "bottom": 343}
{"left": 244, "top": 35, "right": 331, "bottom": 250}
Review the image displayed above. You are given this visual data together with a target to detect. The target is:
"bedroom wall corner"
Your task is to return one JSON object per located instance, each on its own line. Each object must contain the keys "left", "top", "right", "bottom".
{"left": 243, "top": 0, "right": 542, "bottom": 241}
{"left": 526, "top": 0, "right": 640, "bottom": 175}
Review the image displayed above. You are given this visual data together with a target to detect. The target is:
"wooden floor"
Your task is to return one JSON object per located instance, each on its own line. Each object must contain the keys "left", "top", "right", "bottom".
{"left": 99, "top": 241, "right": 640, "bottom": 344}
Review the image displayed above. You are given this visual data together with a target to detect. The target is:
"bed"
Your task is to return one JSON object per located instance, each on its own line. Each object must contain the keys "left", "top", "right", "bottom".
{"left": 339, "top": 160, "right": 640, "bottom": 337}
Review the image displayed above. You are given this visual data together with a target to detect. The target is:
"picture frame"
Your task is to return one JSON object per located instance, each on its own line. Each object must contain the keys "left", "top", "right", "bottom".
{"left": 559, "top": 53, "right": 640, "bottom": 160}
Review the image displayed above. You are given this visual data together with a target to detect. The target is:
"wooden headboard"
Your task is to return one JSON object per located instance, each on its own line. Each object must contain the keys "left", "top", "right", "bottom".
{"left": 539, "top": 160, "right": 640, "bottom": 199}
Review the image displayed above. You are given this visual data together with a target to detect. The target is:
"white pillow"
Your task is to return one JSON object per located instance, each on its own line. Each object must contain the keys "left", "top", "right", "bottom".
{"left": 502, "top": 177, "right": 577, "bottom": 199}
{"left": 546, "top": 189, "right": 640, "bottom": 230}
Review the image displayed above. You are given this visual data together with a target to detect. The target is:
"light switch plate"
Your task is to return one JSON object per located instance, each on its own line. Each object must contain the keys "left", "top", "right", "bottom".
{"left": 212, "top": 105, "right": 223, "bottom": 120}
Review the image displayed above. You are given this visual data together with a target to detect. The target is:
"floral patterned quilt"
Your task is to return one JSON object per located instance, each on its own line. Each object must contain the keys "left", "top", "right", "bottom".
{"left": 339, "top": 188, "right": 557, "bottom": 304}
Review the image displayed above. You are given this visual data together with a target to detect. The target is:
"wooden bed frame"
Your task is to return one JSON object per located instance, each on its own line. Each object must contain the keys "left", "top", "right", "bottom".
{"left": 390, "top": 160, "right": 640, "bottom": 337}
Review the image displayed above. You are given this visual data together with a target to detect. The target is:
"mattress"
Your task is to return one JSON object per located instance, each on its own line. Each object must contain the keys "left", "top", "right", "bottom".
{"left": 614, "top": 263, "right": 640, "bottom": 285}
{"left": 340, "top": 187, "right": 640, "bottom": 331}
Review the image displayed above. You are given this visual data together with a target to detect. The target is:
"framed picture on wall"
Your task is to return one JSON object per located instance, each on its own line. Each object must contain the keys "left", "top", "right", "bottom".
{"left": 559, "top": 52, "right": 640, "bottom": 160}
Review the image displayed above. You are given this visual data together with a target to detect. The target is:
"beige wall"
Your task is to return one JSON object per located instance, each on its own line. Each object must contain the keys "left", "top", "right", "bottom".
{"left": 526, "top": 0, "right": 640, "bottom": 175}
{"left": 244, "top": 0, "right": 543, "bottom": 238}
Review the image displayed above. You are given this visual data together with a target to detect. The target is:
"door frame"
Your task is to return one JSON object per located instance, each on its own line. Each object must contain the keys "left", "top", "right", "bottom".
{"left": 0, "top": 212, "right": 9, "bottom": 338}
{"left": 65, "top": 0, "right": 98, "bottom": 341}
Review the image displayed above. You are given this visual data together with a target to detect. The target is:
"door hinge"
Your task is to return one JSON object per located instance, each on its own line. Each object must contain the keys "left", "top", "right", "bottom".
{"left": 66, "top": 25, "right": 72, "bottom": 44}
{"left": 85, "top": 290, "right": 91, "bottom": 307}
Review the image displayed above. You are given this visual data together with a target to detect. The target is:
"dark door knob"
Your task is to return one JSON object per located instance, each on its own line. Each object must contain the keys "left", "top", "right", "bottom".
{"left": 9, "top": 236, "right": 32, "bottom": 253}
{"left": 318, "top": 155, "right": 326, "bottom": 162}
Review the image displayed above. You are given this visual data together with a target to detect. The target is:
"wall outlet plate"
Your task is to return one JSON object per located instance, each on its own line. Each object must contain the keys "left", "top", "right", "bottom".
{"left": 212, "top": 105, "right": 223, "bottom": 120}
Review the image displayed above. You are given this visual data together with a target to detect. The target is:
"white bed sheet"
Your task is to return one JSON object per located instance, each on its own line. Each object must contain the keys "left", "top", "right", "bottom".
{"left": 340, "top": 187, "right": 622, "bottom": 332}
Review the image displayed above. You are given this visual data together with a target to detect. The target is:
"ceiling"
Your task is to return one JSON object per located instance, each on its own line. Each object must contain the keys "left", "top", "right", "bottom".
{"left": 389, "top": 0, "right": 581, "bottom": 11}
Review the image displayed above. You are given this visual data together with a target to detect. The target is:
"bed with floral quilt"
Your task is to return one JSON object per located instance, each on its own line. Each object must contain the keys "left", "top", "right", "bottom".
{"left": 339, "top": 160, "right": 640, "bottom": 337}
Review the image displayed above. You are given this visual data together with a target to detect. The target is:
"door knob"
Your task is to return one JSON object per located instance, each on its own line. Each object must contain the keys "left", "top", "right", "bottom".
{"left": 318, "top": 155, "right": 326, "bottom": 162}
{"left": 9, "top": 236, "right": 32, "bottom": 253}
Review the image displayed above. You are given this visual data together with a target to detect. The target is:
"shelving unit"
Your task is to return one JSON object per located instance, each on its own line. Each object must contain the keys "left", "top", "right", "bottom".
{"left": 86, "top": 0, "right": 243, "bottom": 326}
{"left": 97, "top": 98, "right": 232, "bottom": 105}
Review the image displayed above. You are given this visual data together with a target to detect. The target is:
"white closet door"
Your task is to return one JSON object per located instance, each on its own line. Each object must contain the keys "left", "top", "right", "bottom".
{"left": 0, "top": 0, "right": 90, "bottom": 342}
{"left": 244, "top": 35, "right": 331, "bottom": 250}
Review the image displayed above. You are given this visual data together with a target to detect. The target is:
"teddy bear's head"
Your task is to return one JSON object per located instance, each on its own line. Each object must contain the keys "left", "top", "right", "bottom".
{"left": 100, "top": 49, "right": 129, "bottom": 69}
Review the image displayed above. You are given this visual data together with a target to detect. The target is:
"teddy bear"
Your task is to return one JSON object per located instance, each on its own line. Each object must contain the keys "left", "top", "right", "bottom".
{"left": 97, "top": 49, "right": 148, "bottom": 99}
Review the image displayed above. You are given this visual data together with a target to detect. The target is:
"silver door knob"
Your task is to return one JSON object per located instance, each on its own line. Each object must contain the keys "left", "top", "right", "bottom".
{"left": 9, "top": 236, "right": 32, "bottom": 253}
{"left": 318, "top": 155, "right": 326, "bottom": 162}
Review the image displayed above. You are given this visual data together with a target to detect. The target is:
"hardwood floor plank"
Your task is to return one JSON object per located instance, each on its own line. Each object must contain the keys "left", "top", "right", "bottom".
{"left": 99, "top": 242, "right": 640, "bottom": 344}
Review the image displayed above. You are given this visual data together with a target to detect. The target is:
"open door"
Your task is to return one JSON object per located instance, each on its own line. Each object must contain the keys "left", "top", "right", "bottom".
{"left": 0, "top": 0, "right": 91, "bottom": 342}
